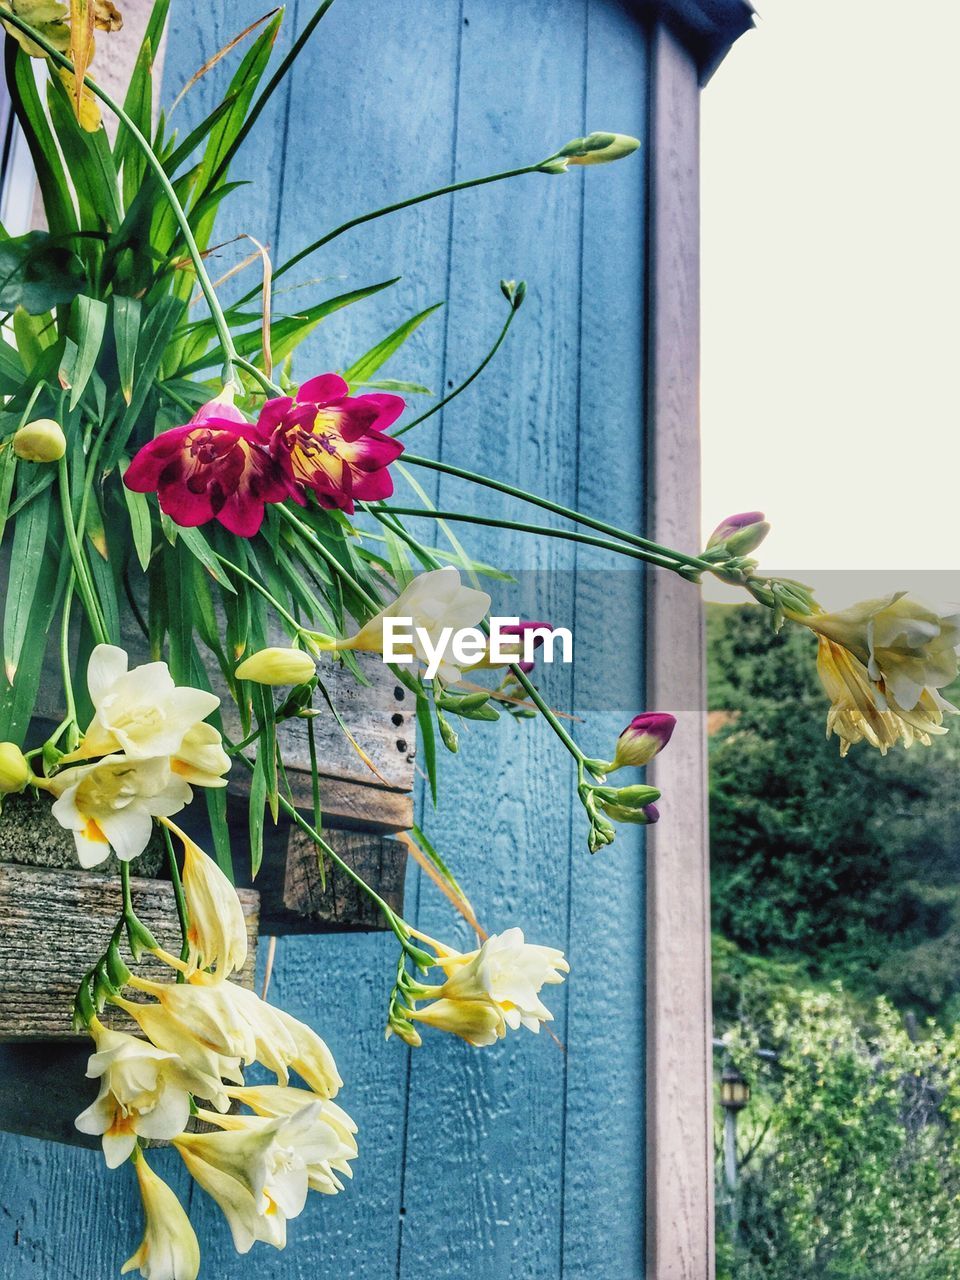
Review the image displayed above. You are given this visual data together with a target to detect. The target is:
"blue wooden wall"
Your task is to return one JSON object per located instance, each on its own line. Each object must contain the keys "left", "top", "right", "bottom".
{"left": 0, "top": 2, "right": 651, "bottom": 1276}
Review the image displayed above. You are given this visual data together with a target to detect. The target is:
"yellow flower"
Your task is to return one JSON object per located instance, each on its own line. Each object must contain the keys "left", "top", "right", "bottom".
{"left": 408, "top": 998, "right": 507, "bottom": 1047}
{"left": 235, "top": 647, "right": 316, "bottom": 686}
{"left": 174, "top": 1105, "right": 322, "bottom": 1255}
{"left": 63, "top": 644, "right": 221, "bottom": 763}
{"left": 74, "top": 1018, "right": 224, "bottom": 1167}
{"left": 0, "top": 741, "right": 29, "bottom": 793}
{"left": 122, "top": 1150, "right": 200, "bottom": 1280}
{"left": 338, "top": 567, "right": 490, "bottom": 682}
{"left": 111, "top": 996, "right": 244, "bottom": 1090}
{"left": 796, "top": 594, "right": 960, "bottom": 714}
{"left": 217, "top": 1086, "right": 358, "bottom": 1194}
{"left": 12, "top": 417, "right": 67, "bottom": 462}
{"left": 405, "top": 928, "right": 569, "bottom": 1047}
{"left": 558, "top": 131, "right": 641, "bottom": 165}
{"left": 815, "top": 636, "right": 951, "bottom": 757}
{"left": 176, "top": 828, "right": 248, "bottom": 980}
{"left": 49, "top": 755, "right": 193, "bottom": 866}
{"left": 169, "top": 723, "right": 230, "bottom": 788}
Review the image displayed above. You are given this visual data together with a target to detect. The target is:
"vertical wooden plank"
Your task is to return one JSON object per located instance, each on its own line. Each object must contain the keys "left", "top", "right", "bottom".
{"left": 644, "top": 19, "right": 715, "bottom": 1280}
{"left": 561, "top": 5, "right": 650, "bottom": 1278}
{"left": 395, "top": 4, "right": 588, "bottom": 1279}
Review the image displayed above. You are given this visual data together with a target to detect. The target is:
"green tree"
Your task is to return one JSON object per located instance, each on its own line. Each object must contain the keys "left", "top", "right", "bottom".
{"left": 709, "top": 603, "right": 960, "bottom": 1017}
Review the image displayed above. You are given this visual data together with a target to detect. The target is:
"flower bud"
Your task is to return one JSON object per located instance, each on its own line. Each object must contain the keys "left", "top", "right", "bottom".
{"left": 235, "top": 646, "right": 316, "bottom": 686}
{"left": 705, "top": 511, "right": 770, "bottom": 556}
{"left": 559, "top": 132, "right": 641, "bottom": 165}
{"left": 13, "top": 418, "right": 66, "bottom": 463}
{"left": 0, "top": 742, "right": 29, "bottom": 794}
{"left": 598, "top": 796, "right": 660, "bottom": 826}
{"left": 609, "top": 712, "right": 676, "bottom": 771}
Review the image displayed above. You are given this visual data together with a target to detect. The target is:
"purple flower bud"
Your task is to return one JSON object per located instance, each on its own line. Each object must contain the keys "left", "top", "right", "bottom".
{"left": 610, "top": 712, "right": 676, "bottom": 771}
{"left": 706, "top": 511, "right": 769, "bottom": 556}
{"left": 501, "top": 621, "right": 553, "bottom": 673}
{"left": 642, "top": 803, "right": 659, "bottom": 825}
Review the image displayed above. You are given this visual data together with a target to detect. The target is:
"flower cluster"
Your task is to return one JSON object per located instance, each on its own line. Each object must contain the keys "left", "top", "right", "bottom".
{"left": 124, "top": 376, "right": 405, "bottom": 537}
{"left": 388, "top": 927, "right": 570, "bottom": 1048}
{"left": 579, "top": 711, "right": 676, "bottom": 851}
{"left": 76, "top": 827, "right": 356, "bottom": 1276}
{"left": 792, "top": 594, "right": 960, "bottom": 756}
{"left": 41, "top": 645, "right": 230, "bottom": 867}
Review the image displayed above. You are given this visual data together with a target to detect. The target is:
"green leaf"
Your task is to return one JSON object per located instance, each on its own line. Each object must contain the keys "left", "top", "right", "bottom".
{"left": 343, "top": 302, "right": 443, "bottom": 387}
{"left": 120, "top": 478, "right": 153, "bottom": 574}
{"left": 103, "top": 297, "right": 184, "bottom": 471}
{"left": 204, "top": 785, "right": 234, "bottom": 878}
{"left": 46, "top": 76, "right": 120, "bottom": 235}
{"left": 248, "top": 756, "right": 267, "bottom": 879}
{"left": 3, "top": 483, "right": 50, "bottom": 681}
{"left": 0, "top": 447, "right": 17, "bottom": 546}
{"left": 177, "top": 525, "right": 237, "bottom": 594}
{"left": 5, "top": 42, "right": 77, "bottom": 240}
{"left": 113, "top": 296, "right": 141, "bottom": 404}
{"left": 358, "top": 379, "right": 433, "bottom": 395}
{"left": 68, "top": 296, "right": 108, "bottom": 409}
{"left": 0, "top": 233, "right": 86, "bottom": 315}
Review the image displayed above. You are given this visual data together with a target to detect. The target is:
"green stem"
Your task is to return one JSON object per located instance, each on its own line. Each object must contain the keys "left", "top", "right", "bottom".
{"left": 275, "top": 504, "right": 381, "bottom": 611}
{"left": 1, "top": 12, "right": 241, "bottom": 390}
{"left": 233, "top": 162, "right": 552, "bottom": 311}
{"left": 57, "top": 456, "right": 107, "bottom": 645}
{"left": 59, "top": 572, "right": 77, "bottom": 731}
{"left": 161, "top": 824, "right": 190, "bottom": 969}
{"left": 230, "top": 743, "right": 413, "bottom": 947}
{"left": 214, "top": 553, "right": 304, "bottom": 632}
{"left": 392, "top": 308, "right": 519, "bottom": 439}
{"left": 402, "top": 453, "right": 713, "bottom": 575}
{"left": 378, "top": 506, "right": 681, "bottom": 571}
{"left": 120, "top": 861, "right": 134, "bottom": 918}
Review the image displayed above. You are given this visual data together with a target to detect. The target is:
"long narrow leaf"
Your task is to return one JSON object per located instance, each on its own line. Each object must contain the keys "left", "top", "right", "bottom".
{"left": 343, "top": 302, "right": 443, "bottom": 387}
{"left": 3, "top": 484, "right": 51, "bottom": 681}
{"left": 113, "top": 296, "right": 141, "bottom": 404}
{"left": 5, "top": 42, "right": 77, "bottom": 239}
{"left": 69, "top": 296, "right": 108, "bottom": 409}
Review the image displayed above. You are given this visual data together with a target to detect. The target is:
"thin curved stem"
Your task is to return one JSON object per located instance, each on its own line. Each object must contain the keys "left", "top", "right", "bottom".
{"left": 57, "top": 457, "right": 107, "bottom": 644}
{"left": 377, "top": 506, "right": 680, "bottom": 571}
{"left": 392, "top": 308, "right": 519, "bottom": 439}
{"left": 1, "top": 11, "right": 242, "bottom": 389}
{"left": 402, "top": 453, "right": 713, "bottom": 575}
{"left": 274, "top": 504, "right": 381, "bottom": 611}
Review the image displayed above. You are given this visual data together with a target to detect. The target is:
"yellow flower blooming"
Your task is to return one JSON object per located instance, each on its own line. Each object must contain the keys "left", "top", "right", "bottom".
{"left": 406, "top": 928, "right": 570, "bottom": 1046}
{"left": 169, "top": 722, "right": 231, "bottom": 789}
{"left": 122, "top": 1151, "right": 200, "bottom": 1280}
{"left": 338, "top": 567, "right": 490, "bottom": 683}
{"left": 176, "top": 827, "right": 248, "bottom": 980}
{"left": 49, "top": 755, "right": 193, "bottom": 866}
{"left": 111, "top": 996, "right": 244, "bottom": 1090}
{"left": 174, "top": 1105, "right": 323, "bottom": 1255}
{"left": 815, "top": 636, "right": 952, "bottom": 757}
{"left": 74, "top": 1018, "right": 224, "bottom": 1167}
{"left": 796, "top": 594, "right": 960, "bottom": 714}
{"left": 212, "top": 1087, "right": 359, "bottom": 1195}
{"left": 12, "top": 417, "right": 66, "bottom": 462}
{"left": 62, "top": 644, "right": 222, "bottom": 764}
{"left": 235, "top": 647, "right": 316, "bottom": 686}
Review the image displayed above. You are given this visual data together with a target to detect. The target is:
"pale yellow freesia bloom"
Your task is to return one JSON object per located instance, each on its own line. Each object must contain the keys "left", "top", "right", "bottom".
{"left": 815, "top": 637, "right": 952, "bottom": 757}
{"left": 111, "top": 996, "right": 244, "bottom": 1092}
{"left": 208, "top": 1088, "right": 358, "bottom": 1194}
{"left": 235, "top": 647, "right": 316, "bottom": 686}
{"left": 408, "top": 997, "right": 507, "bottom": 1047}
{"left": 338, "top": 567, "right": 490, "bottom": 683}
{"left": 62, "top": 644, "right": 221, "bottom": 763}
{"left": 125, "top": 973, "right": 343, "bottom": 1097}
{"left": 794, "top": 594, "right": 960, "bottom": 713}
{"left": 122, "top": 1150, "right": 201, "bottom": 1280}
{"left": 74, "top": 1018, "right": 223, "bottom": 1167}
{"left": 431, "top": 927, "right": 570, "bottom": 1034}
{"left": 172, "top": 824, "right": 248, "bottom": 979}
{"left": 49, "top": 755, "right": 192, "bottom": 866}
{"left": 0, "top": 741, "right": 29, "bottom": 793}
{"left": 174, "top": 1105, "right": 322, "bottom": 1255}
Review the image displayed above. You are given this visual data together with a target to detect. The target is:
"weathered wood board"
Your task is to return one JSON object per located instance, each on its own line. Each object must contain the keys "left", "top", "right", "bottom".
{"left": 237, "top": 825, "right": 406, "bottom": 935}
{"left": 0, "top": 862, "right": 260, "bottom": 1040}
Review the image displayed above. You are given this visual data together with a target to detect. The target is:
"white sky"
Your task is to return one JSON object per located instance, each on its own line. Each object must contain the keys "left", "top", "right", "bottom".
{"left": 701, "top": 0, "right": 960, "bottom": 602}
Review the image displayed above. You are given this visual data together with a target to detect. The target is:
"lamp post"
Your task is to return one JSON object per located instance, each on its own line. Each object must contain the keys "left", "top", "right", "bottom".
{"left": 719, "top": 1063, "right": 750, "bottom": 1246}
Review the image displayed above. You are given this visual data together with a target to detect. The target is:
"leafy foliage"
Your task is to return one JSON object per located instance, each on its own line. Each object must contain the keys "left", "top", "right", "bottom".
{"left": 709, "top": 602, "right": 960, "bottom": 1018}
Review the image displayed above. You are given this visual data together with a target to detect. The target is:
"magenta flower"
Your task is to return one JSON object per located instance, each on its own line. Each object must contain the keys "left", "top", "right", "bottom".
{"left": 261, "top": 374, "right": 405, "bottom": 515}
{"left": 609, "top": 712, "right": 677, "bottom": 771}
{"left": 125, "top": 399, "right": 289, "bottom": 538}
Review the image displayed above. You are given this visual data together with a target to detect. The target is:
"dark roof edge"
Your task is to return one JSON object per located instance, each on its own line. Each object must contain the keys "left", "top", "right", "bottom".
{"left": 641, "top": 0, "right": 756, "bottom": 84}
